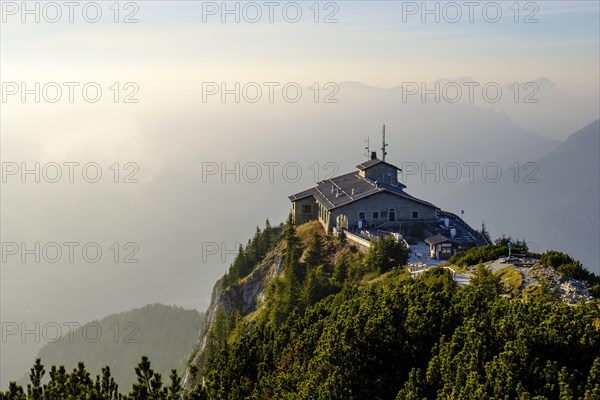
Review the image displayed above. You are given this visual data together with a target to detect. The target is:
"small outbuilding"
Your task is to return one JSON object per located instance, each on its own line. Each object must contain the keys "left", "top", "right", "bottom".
{"left": 424, "top": 234, "right": 461, "bottom": 260}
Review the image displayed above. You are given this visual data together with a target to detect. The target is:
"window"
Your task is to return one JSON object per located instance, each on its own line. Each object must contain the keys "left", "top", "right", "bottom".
{"left": 380, "top": 210, "right": 387, "bottom": 218}
{"left": 358, "top": 211, "right": 366, "bottom": 220}
{"left": 412, "top": 211, "right": 419, "bottom": 219}
{"left": 372, "top": 211, "right": 380, "bottom": 219}
{"left": 302, "top": 205, "right": 312, "bottom": 214}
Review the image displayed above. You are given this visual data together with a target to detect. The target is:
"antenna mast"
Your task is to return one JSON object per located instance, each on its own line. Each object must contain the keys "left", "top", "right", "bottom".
{"left": 381, "top": 124, "right": 388, "bottom": 161}
{"left": 364, "top": 137, "right": 370, "bottom": 160}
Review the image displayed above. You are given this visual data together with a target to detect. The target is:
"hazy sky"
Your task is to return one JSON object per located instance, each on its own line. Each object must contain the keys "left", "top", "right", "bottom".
{"left": 1, "top": 0, "right": 599, "bottom": 388}
{"left": 1, "top": 1, "right": 599, "bottom": 94}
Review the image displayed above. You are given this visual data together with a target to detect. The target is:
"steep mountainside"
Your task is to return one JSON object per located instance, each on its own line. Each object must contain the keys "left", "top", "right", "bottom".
{"left": 181, "top": 242, "right": 285, "bottom": 389}
{"left": 4, "top": 221, "right": 600, "bottom": 399}
{"left": 440, "top": 119, "right": 600, "bottom": 273}
{"left": 181, "top": 218, "right": 600, "bottom": 399}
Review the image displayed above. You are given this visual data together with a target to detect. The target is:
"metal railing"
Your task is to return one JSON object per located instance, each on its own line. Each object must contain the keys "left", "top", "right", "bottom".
{"left": 436, "top": 210, "right": 489, "bottom": 246}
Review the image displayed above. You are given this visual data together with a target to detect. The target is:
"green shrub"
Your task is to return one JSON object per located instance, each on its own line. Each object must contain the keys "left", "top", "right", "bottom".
{"left": 448, "top": 244, "right": 507, "bottom": 266}
{"left": 541, "top": 250, "right": 574, "bottom": 269}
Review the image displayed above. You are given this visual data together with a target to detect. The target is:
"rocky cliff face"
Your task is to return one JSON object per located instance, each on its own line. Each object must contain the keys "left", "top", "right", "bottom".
{"left": 181, "top": 243, "right": 285, "bottom": 390}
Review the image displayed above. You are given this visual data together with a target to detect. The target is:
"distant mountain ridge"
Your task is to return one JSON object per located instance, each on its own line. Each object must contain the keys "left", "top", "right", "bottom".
{"left": 338, "top": 78, "right": 599, "bottom": 140}
{"left": 19, "top": 304, "right": 204, "bottom": 391}
{"left": 441, "top": 119, "right": 600, "bottom": 273}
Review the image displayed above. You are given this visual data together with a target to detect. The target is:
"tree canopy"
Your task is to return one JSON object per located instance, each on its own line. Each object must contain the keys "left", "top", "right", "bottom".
{"left": 5, "top": 225, "right": 599, "bottom": 400}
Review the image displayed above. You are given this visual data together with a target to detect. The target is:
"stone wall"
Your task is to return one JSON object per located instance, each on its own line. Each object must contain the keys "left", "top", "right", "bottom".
{"left": 362, "top": 164, "right": 399, "bottom": 186}
{"left": 292, "top": 196, "right": 318, "bottom": 225}
{"left": 327, "top": 192, "right": 437, "bottom": 232}
{"left": 344, "top": 231, "right": 372, "bottom": 252}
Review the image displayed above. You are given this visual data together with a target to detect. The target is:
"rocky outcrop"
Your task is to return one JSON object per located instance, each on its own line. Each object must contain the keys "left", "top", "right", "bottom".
{"left": 181, "top": 244, "right": 285, "bottom": 390}
{"left": 527, "top": 263, "right": 594, "bottom": 304}
{"left": 487, "top": 258, "right": 594, "bottom": 304}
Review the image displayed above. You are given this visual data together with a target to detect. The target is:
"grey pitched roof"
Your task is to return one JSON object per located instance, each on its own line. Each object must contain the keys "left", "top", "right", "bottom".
{"left": 289, "top": 170, "right": 438, "bottom": 211}
{"left": 356, "top": 158, "right": 402, "bottom": 171}
{"left": 425, "top": 234, "right": 459, "bottom": 246}
{"left": 289, "top": 187, "right": 317, "bottom": 202}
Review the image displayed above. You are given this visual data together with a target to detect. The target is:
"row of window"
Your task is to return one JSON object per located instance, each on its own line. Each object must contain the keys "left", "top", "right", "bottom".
{"left": 302, "top": 204, "right": 420, "bottom": 220}
{"left": 358, "top": 210, "right": 420, "bottom": 220}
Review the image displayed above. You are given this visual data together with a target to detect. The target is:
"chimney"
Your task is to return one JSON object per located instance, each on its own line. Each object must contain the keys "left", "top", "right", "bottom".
{"left": 371, "top": 151, "right": 377, "bottom": 160}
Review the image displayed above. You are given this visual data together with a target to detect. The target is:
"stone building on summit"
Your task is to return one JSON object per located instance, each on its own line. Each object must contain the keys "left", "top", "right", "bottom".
{"left": 289, "top": 127, "right": 488, "bottom": 257}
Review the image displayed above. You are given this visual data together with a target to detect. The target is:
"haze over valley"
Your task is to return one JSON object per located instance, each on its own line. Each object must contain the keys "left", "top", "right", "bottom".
{"left": 1, "top": 1, "right": 598, "bottom": 393}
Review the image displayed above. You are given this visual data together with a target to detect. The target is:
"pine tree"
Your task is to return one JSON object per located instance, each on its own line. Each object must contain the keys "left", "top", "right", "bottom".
{"left": 584, "top": 357, "right": 600, "bottom": 400}
{"left": 283, "top": 213, "right": 304, "bottom": 294}
{"left": 283, "top": 213, "right": 302, "bottom": 272}
{"left": 45, "top": 365, "right": 67, "bottom": 399}
{"left": 364, "top": 235, "right": 408, "bottom": 274}
{"left": 301, "top": 268, "right": 318, "bottom": 308}
{"left": 480, "top": 221, "right": 492, "bottom": 243}
{"left": 333, "top": 255, "right": 349, "bottom": 285}
{"left": 27, "top": 359, "right": 45, "bottom": 400}
{"left": 233, "top": 244, "right": 251, "bottom": 280}
{"left": 260, "top": 219, "right": 275, "bottom": 254}
{"left": 98, "top": 366, "right": 120, "bottom": 399}
{"left": 284, "top": 213, "right": 304, "bottom": 285}
{"left": 302, "top": 265, "right": 333, "bottom": 307}
{"left": 66, "top": 362, "right": 92, "bottom": 399}
{"left": 246, "top": 226, "right": 262, "bottom": 265}
{"left": 129, "top": 356, "right": 164, "bottom": 399}
{"left": 3, "top": 382, "right": 26, "bottom": 400}
{"left": 494, "top": 234, "right": 512, "bottom": 246}
{"left": 305, "top": 231, "right": 324, "bottom": 269}
{"left": 467, "top": 265, "right": 503, "bottom": 302}
{"left": 396, "top": 368, "right": 427, "bottom": 400}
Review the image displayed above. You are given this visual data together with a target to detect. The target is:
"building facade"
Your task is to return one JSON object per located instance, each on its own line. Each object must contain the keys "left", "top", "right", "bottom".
{"left": 289, "top": 152, "right": 439, "bottom": 234}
